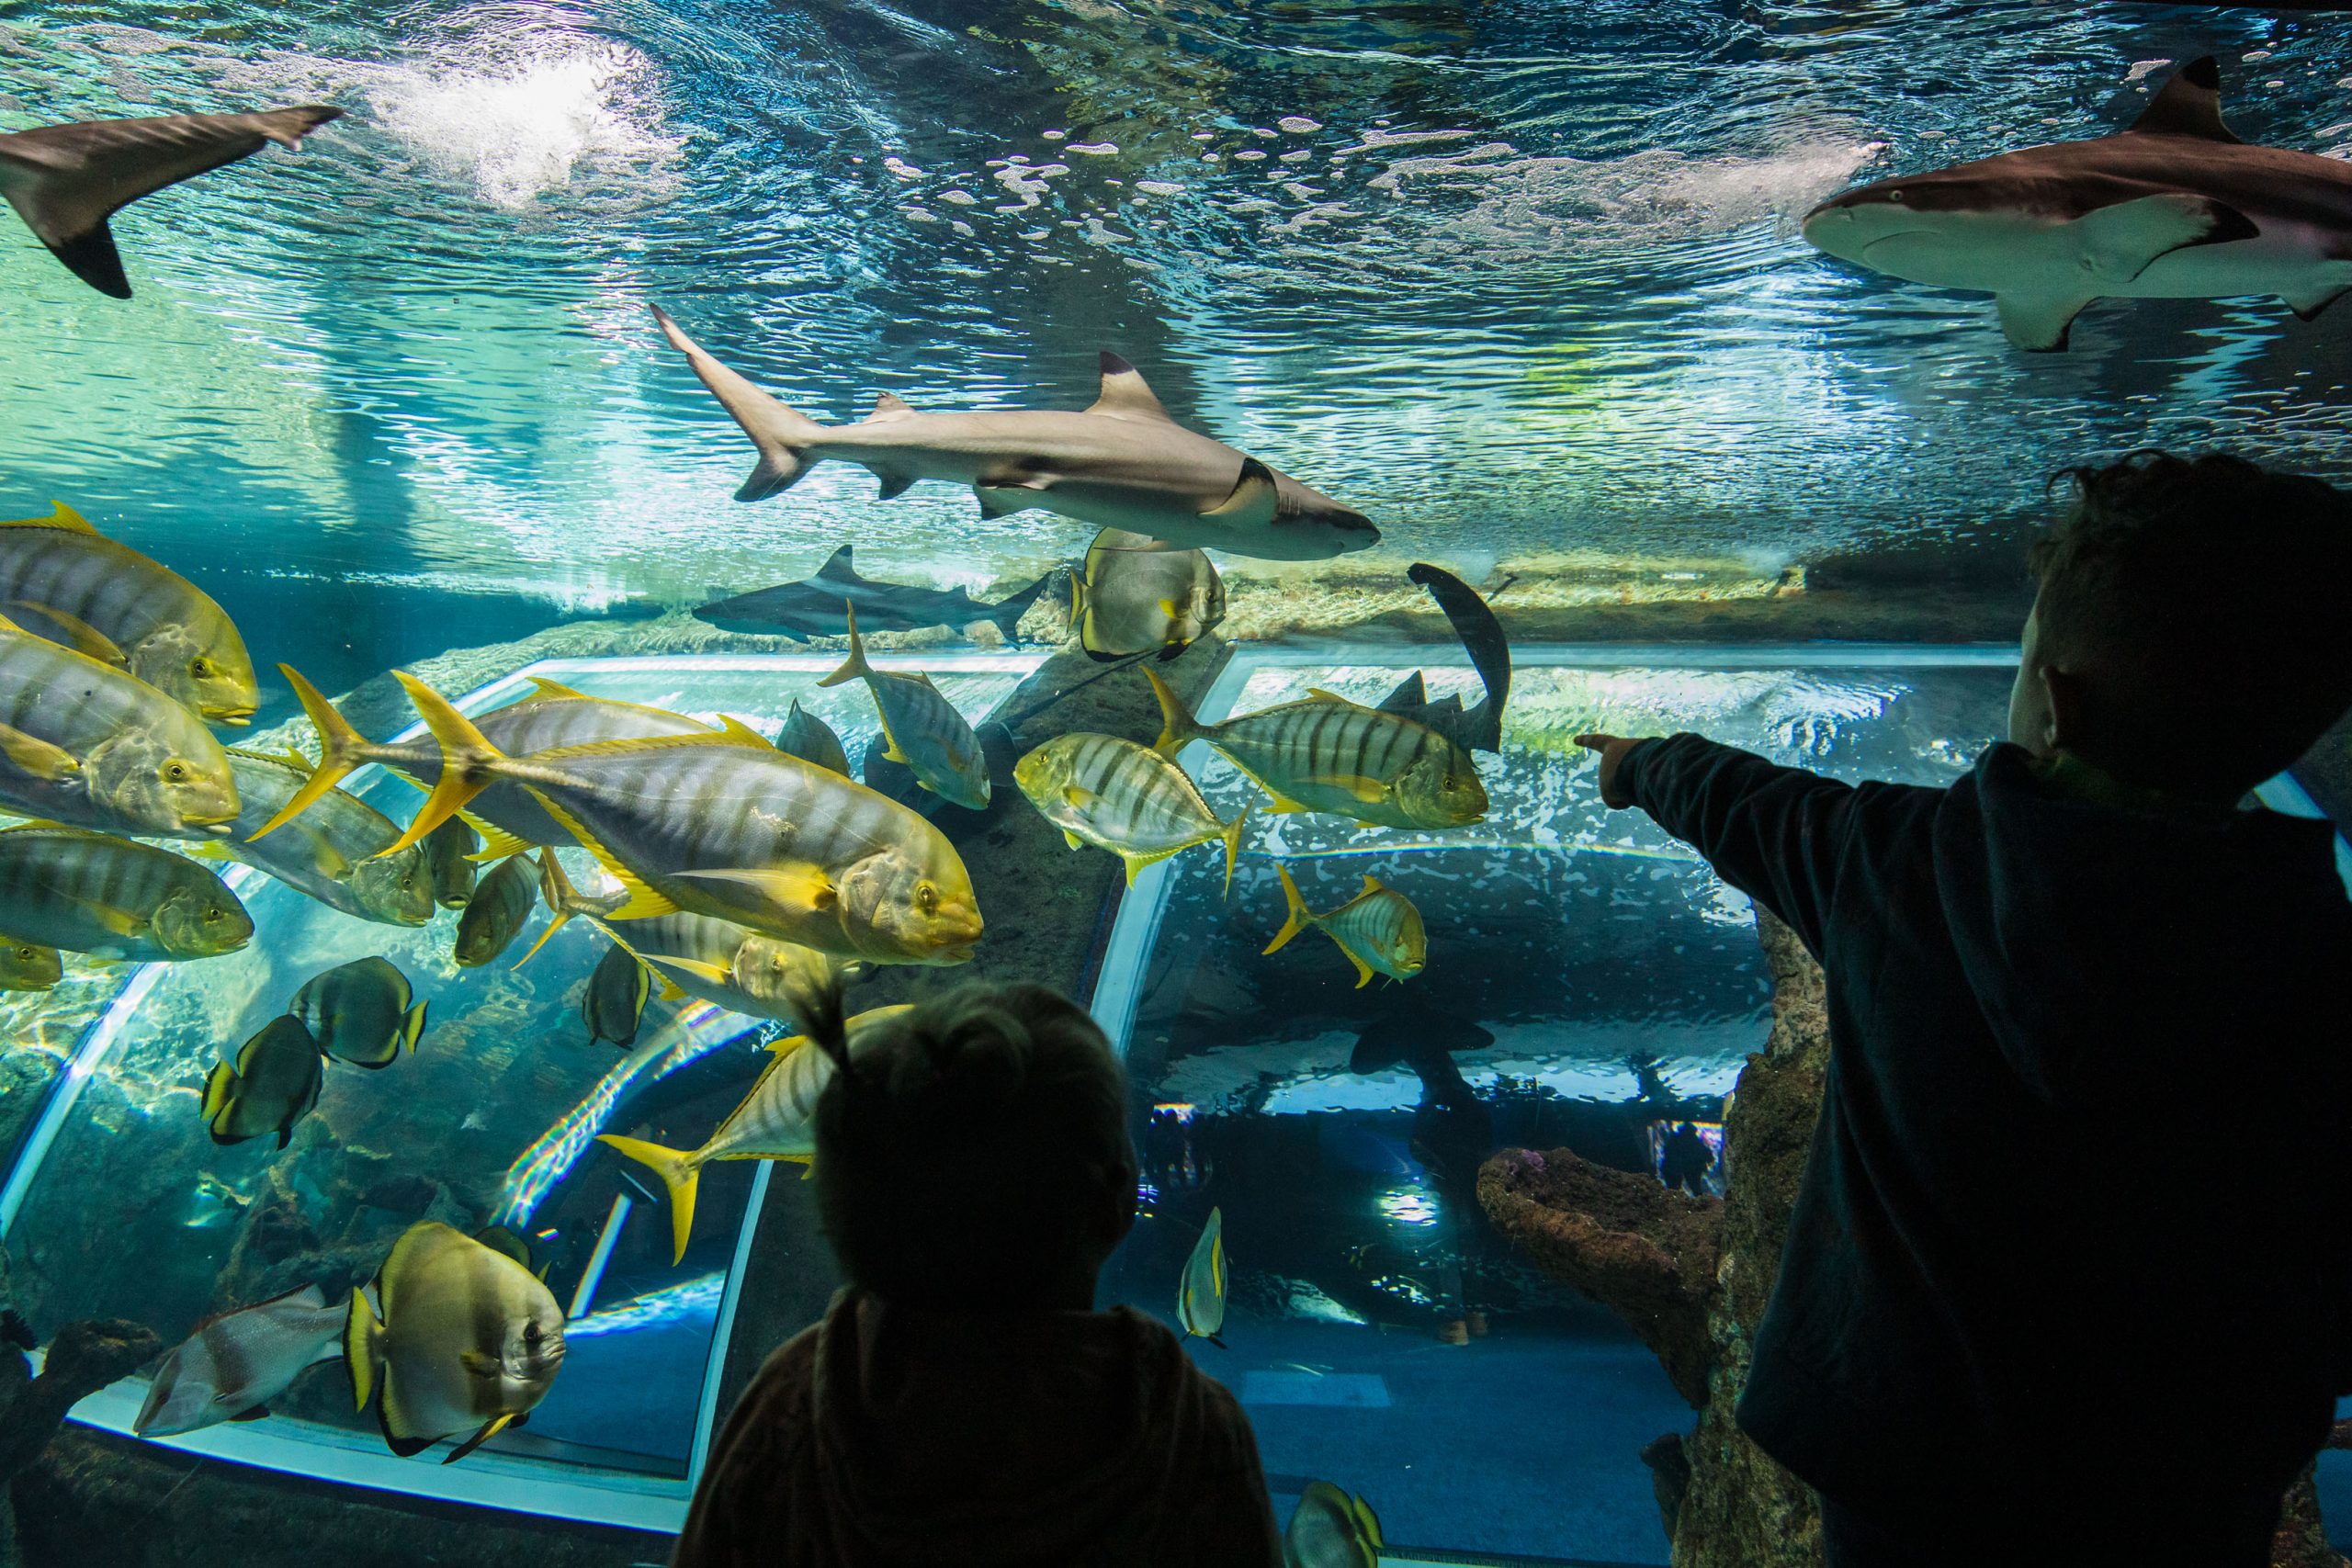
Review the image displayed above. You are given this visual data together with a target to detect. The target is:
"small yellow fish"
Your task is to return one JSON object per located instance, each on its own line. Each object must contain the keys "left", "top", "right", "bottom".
{"left": 1177, "top": 1205, "right": 1227, "bottom": 1347}
{"left": 1263, "top": 863, "right": 1425, "bottom": 988}
{"left": 1013, "top": 731, "right": 1248, "bottom": 889}
{"left": 818, "top": 603, "right": 989, "bottom": 809}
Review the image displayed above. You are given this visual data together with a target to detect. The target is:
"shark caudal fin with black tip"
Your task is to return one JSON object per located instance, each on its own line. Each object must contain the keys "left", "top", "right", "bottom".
{"left": 1408, "top": 562, "right": 1511, "bottom": 753}
{"left": 648, "top": 305, "right": 824, "bottom": 502}
{"left": 250, "top": 665, "right": 374, "bottom": 843}
{"left": 384, "top": 672, "right": 504, "bottom": 855}
{"left": 985, "top": 568, "right": 1061, "bottom": 643}
{"left": 0, "top": 107, "right": 342, "bottom": 299}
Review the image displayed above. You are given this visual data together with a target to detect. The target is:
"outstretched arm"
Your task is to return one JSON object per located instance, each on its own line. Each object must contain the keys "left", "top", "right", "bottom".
{"left": 1577, "top": 732, "right": 1859, "bottom": 957}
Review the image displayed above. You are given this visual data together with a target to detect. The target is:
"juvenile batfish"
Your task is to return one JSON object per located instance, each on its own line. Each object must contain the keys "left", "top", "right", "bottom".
{"left": 290, "top": 956, "right": 426, "bottom": 1068}
{"left": 0, "top": 502, "right": 259, "bottom": 723}
{"left": 345, "top": 1221, "right": 566, "bottom": 1462}
{"left": 537, "top": 851, "right": 841, "bottom": 1023}
{"left": 424, "top": 817, "right": 479, "bottom": 908}
{"left": 0, "top": 825, "right": 250, "bottom": 960}
{"left": 371, "top": 675, "right": 982, "bottom": 966}
{"left": 0, "top": 938, "right": 60, "bottom": 990}
{"left": 1145, "top": 668, "right": 1486, "bottom": 830}
{"left": 0, "top": 618, "right": 239, "bottom": 837}
{"left": 598, "top": 1006, "right": 914, "bottom": 1263}
{"left": 1284, "top": 1481, "right": 1384, "bottom": 1568}
{"left": 582, "top": 941, "right": 650, "bottom": 1048}
{"left": 775, "top": 699, "right": 849, "bottom": 776}
{"left": 1070, "top": 528, "right": 1225, "bottom": 661}
{"left": 0, "top": 105, "right": 340, "bottom": 299}
{"left": 652, "top": 307, "right": 1378, "bottom": 560}
{"left": 818, "top": 604, "right": 990, "bottom": 809}
{"left": 202, "top": 1016, "right": 322, "bottom": 1148}
{"left": 219, "top": 750, "right": 431, "bottom": 927}
{"left": 1177, "top": 1206, "right": 1227, "bottom": 1348}
{"left": 454, "top": 855, "right": 537, "bottom": 967}
{"left": 1264, "top": 864, "right": 1425, "bottom": 988}
{"left": 1014, "top": 731, "right": 1248, "bottom": 889}
{"left": 259, "top": 670, "right": 716, "bottom": 854}
{"left": 133, "top": 1283, "right": 346, "bottom": 1436}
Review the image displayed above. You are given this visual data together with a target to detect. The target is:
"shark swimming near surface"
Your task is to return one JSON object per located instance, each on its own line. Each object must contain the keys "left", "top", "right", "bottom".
{"left": 1802, "top": 57, "right": 2352, "bottom": 350}
{"left": 694, "top": 546, "right": 1057, "bottom": 641}
{"left": 650, "top": 305, "right": 1380, "bottom": 561}
{"left": 0, "top": 105, "right": 341, "bottom": 299}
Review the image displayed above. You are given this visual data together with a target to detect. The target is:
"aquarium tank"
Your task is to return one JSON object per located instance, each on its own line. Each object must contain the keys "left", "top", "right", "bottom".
{"left": 2, "top": 2, "right": 2349, "bottom": 1565}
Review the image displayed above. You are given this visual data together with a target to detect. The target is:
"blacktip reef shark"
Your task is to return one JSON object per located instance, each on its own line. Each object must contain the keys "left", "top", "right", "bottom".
{"left": 650, "top": 305, "right": 1381, "bottom": 561}
{"left": 1802, "top": 57, "right": 2352, "bottom": 351}
{"left": 695, "top": 545, "right": 1058, "bottom": 641}
{"left": 0, "top": 105, "right": 341, "bottom": 299}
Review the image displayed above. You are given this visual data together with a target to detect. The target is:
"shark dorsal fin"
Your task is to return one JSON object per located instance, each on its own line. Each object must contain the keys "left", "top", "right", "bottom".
{"left": 1086, "top": 352, "right": 1174, "bottom": 423}
{"left": 869, "top": 391, "right": 918, "bottom": 423}
{"left": 815, "top": 546, "right": 861, "bottom": 582}
{"left": 2128, "top": 57, "right": 2238, "bottom": 143}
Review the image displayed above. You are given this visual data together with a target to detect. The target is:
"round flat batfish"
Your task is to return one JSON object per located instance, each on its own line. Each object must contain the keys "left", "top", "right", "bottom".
{"left": 345, "top": 1222, "right": 565, "bottom": 1462}
{"left": 0, "top": 826, "right": 250, "bottom": 961}
{"left": 582, "top": 940, "right": 650, "bottom": 1048}
{"left": 1285, "top": 1481, "right": 1384, "bottom": 1568}
{"left": 1176, "top": 1205, "right": 1227, "bottom": 1348}
{"left": 1071, "top": 528, "right": 1225, "bottom": 661}
{"left": 202, "top": 1015, "right": 323, "bottom": 1148}
{"left": 289, "top": 957, "right": 426, "bottom": 1069}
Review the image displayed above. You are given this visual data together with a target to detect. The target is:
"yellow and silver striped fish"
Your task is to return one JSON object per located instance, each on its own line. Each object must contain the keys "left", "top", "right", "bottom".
{"left": 0, "top": 618, "right": 239, "bottom": 837}
{"left": 357, "top": 674, "right": 982, "bottom": 967}
{"left": 1144, "top": 668, "right": 1485, "bottom": 830}
{"left": 0, "top": 502, "right": 258, "bottom": 725}
{"left": 259, "top": 670, "right": 717, "bottom": 853}
{"left": 1012, "top": 731, "right": 1248, "bottom": 889}
{"left": 1263, "top": 863, "right": 1425, "bottom": 987}
{"left": 817, "top": 603, "right": 990, "bottom": 809}
{"left": 0, "top": 824, "right": 251, "bottom": 960}
{"left": 220, "top": 749, "right": 432, "bottom": 926}
{"left": 597, "top": 1005, "right": 914, "bottom": 1262}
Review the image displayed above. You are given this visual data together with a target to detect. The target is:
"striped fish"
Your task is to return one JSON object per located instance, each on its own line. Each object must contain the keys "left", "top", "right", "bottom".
{"left": 582, "top": 941, "right": 650, "bottom": 1048}
{"left": 201, "top": 1015, "right": 322, "bottom": 1146}
{"left": 256, "top": 670, "right": 714, "bottom": 852}
{"left": 1177, "top": 1206, "right": 1227, "bottom": 1347}
{"left": 537, "top": 851, "right": 842, "bottom": 1021}
{"left": 345, "top": 673, "right": 981, "bottom": 966}
{"left": 1012, "top": 731, "right": 1248, "bottom": 889}
{"left": 597, "top": 1005, "right": 914, "bottom": 1262}
{"left": 817, "top": 604, "right": 990, "bottom": 809}
{"left": 1263, "top": 863, "right": 1425, "bottom": 988}
{"left": 423, "top": 817, "right": 479, "bottom": 908}
{"left": 0, "top": 502, "right": 259, "bottom": 724}
{"left": 0, "top": 936, "right": 60, "bottom": 990}
{"left": 0, "top": 824, "right": 250, "bottom": 960}
{"left": 775, "top": 699, "right": 849, "bottom": 776}
{"left": 290, "top": 956, "right": 426, "bottom": 1068}
{"left": 454, "top": 855, "right": 537, "bottom": 967}
{"left": 0, "top": 620, "right": 239, "bottom": 837}
{"left": 1144, "top": 668, "right": 1485, "bottom": 830}
{"left": 218, "top": 750, "right": 431, "bottom": 926}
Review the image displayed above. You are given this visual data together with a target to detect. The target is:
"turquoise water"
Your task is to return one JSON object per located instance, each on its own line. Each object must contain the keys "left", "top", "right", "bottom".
{"left": 6, "top": 2, "right": 2352, "bottom": 1563}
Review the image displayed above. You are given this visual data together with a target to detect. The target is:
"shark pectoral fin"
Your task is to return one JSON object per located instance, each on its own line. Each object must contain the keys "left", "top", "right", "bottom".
{"left": 1994, "top": 292, "right": 2095, "bottom": 354}
{"left": 1202, "top": 457, "right": 1279, "bottom": 526}
{"left": 875, "top": 472, "right": 915, "bottom": 501}
{"left": 2283, "top": 282, "right": 2351, "bottom": 322}
{"left": 2072, "top": 192, "right": 2257, "bottom": 286}
{"left": 975, "top": 487, "right": 1039, "bottom": 519}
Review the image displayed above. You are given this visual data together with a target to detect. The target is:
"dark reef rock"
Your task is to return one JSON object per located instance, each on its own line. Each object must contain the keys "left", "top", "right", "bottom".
{"left": 0, "top": 1316, "right": 159, "bottom": 1568}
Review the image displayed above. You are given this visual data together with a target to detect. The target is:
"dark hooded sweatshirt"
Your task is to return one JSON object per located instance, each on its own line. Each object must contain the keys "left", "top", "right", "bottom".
{"left": 1619, "top": 736, "right": 2352, "bottom": 1541}
{"left": 672, "top": 1290, "right": 1282, "bottom": 1568}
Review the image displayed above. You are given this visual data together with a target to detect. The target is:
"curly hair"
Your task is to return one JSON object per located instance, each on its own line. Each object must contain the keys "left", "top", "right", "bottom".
{"left": 2030, "top": 451, "right": 2352, "bottom": 793}
{"left": 798, "top": 977, "right": 1136, "bottom": 1307}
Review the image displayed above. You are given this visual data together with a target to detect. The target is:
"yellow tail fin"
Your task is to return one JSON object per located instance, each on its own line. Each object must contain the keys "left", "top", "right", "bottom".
{"left": 248, "top": 666, "right": 370, "bottom": 843}
{"left": 1218, "top": 803, "right": 1250, "bottom": 898}
{"left": 1143, "top": 668, "right": 1208, "bottom": 759}
{"left": 596, "top": 1134, "right": 703, "bottom": 1265}
{"left": 815, "top": 602, "right": 873, "bottom": 689}
{"left": 345, "top": 1286, "right": 382, "bottom": 1411}
{"left": 384, "top": 672, "right": 503, "bottom": 856}
{"left": 1261, "top": 862, "right": 1315, "bottom": 955}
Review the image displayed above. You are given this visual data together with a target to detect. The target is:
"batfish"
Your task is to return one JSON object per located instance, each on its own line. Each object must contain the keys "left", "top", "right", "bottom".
{"left": 695, "top": 546, "right": 1057, "bottom": 643}
{"left": 651, "top": 306, "right": 1379, "bottom": 561}
{"left": 1804, "top": 57, "right": 2352, "bottom": 350}
{"left": 0, "top": 105, "right": 340, "bottom": 299}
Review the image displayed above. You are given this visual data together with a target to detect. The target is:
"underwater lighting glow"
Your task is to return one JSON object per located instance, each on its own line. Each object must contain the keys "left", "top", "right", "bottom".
{"left": 1376, "top": 1186, "right": 1442, "bottom": 1228}
{"left": 566, "top": 1274, "right": 727, "bottom": 1339}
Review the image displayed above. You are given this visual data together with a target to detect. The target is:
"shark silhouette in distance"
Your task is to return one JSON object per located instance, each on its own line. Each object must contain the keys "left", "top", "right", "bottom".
{"left": 694, "top": 546, "right": 1059, "bottom": 642}
{"left": 650, "top": 305, "right": 1379, "bottom": 561}
{"left": 1802, "top": 57, "right": 2352, "bottom": 350}
{"left": 0, "top": 105, "right": 341, "bottom": 299}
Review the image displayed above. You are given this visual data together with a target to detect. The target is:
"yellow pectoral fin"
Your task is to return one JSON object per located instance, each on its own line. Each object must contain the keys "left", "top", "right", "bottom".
{"left": 70, "top": 897, "right": 143, "bottom": 937}
{"left": 297, "top": 824, "right": 353, "bottom": 882}
{"left": 1262, "top": 795, "right": 1312, "bottom": 816}
{"left": 672, "top": 864, "right": 839, "bottom": 918}
{"left": 1061, "top": 784, "right": 1101, "bottom": 811}
{"left": 462, "top": 821, "right": 535, "bottom": 863}
{"left": 0, "top": 723, "right": 78, "bottom": 782}
{"left": 5, "top": 602, "right": 126, "bottom": 665}
{"left": 1062, "top": 829, "right": 1084, "bottom": 851}
{"left": 1306, "top": 773, "right": 1388, "bottom": 805}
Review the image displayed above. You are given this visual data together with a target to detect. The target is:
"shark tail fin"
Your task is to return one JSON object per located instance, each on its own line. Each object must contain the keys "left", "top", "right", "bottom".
{"left": 816, "top": 603, "right": 873, "bottom": 688}
{"left": 988, "top": 568, "right": 1061, "bottom": 642}
{"left": 248, "top": 665, "right": 371, "bottom": 844}
{"left": 648, "top": 305, "right": 822, "bottom": 502}
{"left": 1143, "top": 668, "right": 1210, "bottom": 759}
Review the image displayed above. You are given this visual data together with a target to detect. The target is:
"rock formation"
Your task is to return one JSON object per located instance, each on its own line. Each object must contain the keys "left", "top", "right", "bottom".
{"left": 0, "top": 1317, "right": 158, "bottom": 1568}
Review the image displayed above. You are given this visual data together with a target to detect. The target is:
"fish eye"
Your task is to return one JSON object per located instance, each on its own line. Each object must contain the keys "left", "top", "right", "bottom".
{"left": 204, "top": 908, "right": 223, "bottom": 923}
{"left": 161, "top": 761, "right": 190, "bottom": 783}
{"left": 14, "top": 946, "right": 31, "bottom": 961}
{"left": 1886, "top": 188, "right": 1905, "bottom": 202}
{"left": 916, "top": 882, "right": 939, "bottom": 916}
{"left": 190, "top": 657, "right": 214, "bottom": 677}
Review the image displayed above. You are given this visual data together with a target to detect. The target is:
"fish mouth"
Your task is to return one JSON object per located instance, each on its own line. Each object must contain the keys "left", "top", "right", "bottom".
{"left": 931, "top": 944, "right": 978, "bottom": 965}
{"left": 210, "top": 711, "right": 255, "bottom": 727}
